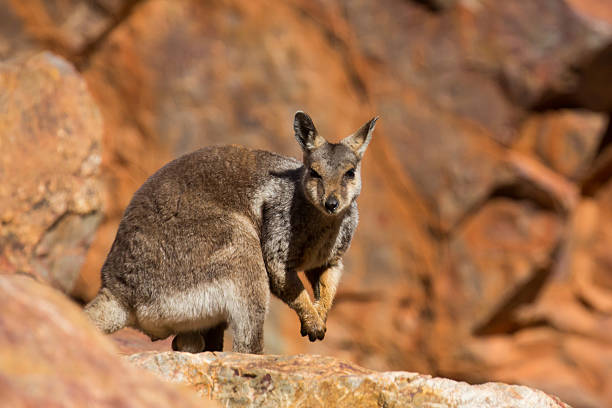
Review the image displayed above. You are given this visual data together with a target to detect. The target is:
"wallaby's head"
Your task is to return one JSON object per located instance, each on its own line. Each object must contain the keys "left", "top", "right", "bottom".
{"left": 294, "top": 111, "right": 378, "bottom": 216}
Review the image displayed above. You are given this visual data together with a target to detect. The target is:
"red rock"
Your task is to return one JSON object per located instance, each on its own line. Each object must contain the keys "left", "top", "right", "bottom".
{"left": 0, "top": 52, "right": 103, "bottom": 294}
{"left": 514, "top": 110, "right": 606, "bottom": 181}
{"left": 0, "top": 0, "right": 130, "bottom": 59}
{"left": 0, "top": 275, "right": 214, "bottom": 407}
{"left": 110, "top": 328, "right": 173, "bottom": 355}
{"left": 129, "top": 351, "right": 571, "bottom": 408}
{"left": 581, "top": 138, "right": 612, "bottom": 195}
{"left": 447, "top": 198, "right": 563, "bottom": 333}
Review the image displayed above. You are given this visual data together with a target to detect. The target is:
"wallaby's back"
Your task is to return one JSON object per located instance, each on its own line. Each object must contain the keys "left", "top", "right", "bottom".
{"left": 90, "top": 145, "right": 298, "bottom": 340}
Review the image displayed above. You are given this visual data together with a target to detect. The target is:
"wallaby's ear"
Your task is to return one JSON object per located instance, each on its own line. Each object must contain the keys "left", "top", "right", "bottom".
{"left": 294, "top": 111, "right": 324, "bottom": 151}
{"left": 341, "top": 116, "right": 379, "bottom": 158}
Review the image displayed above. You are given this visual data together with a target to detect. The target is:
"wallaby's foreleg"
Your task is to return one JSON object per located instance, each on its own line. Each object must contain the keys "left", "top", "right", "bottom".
{"left": 84, "top": 287, "right": 133, "bottom": 334}
{"left": 306, "top": 261, "right": 343, "bottom": 323}
{"left": 269, "top": 270, "right": 326, "bottom": 342}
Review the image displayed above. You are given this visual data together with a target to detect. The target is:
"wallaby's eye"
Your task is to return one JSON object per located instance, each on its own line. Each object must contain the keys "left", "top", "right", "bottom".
{"left": 345, "top": 168, "right": 356, "bottom": 179}
{"left": 309, "top": 168, "right": 322, "bottom": 179}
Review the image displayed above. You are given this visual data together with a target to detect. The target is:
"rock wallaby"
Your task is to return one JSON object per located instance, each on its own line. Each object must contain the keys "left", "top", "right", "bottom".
{"left": 85, "top": 111, "right": 378, "bottom": 354}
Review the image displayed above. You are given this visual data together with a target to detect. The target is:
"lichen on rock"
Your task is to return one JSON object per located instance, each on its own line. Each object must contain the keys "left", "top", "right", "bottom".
{"left": 128, "top": 351, "right": 571, "bottom": 408}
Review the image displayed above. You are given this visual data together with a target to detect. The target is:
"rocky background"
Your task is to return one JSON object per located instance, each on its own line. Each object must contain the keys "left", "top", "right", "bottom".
{"left": 1, "top": 0, "right": 612, "bottom": 407}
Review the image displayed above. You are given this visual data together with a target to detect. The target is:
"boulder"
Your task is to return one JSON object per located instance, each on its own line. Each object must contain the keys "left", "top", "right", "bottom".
{"left": 514, "top": 110, "right": 607, "bottom": 181}
{"left": 129, "top": 351, "right": 571, "bottom": 408}
{"left": 0, "top": 52, "right": 103, "bottom": 294}
{"left": 0, "top": 0, "right": 131, "bottom": 59}
{"left": 0, "top": 274, "right": 215, "bottom": 407}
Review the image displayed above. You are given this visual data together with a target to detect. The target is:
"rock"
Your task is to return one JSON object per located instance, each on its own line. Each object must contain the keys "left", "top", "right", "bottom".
{"left": 0, "top": 274, "right": 216, "bottom": 407}
{"left": 341, "top": 0, "right": 612, "bottom": 141}
{"left": 447, "top": 197, "right": 563, "bottom": 334}
{"left": 434, "top": 185, "right": 612, "bottom": 408}
{"left": 0, "top": 52, "right": 103, "bottom": 294}
{"left": 128, "top": 351, "right": 571, "bottom": 408}
{"left": 110, "top": 327, "right": 174, "bottom": 355}
{"left": 581, "top": 135, "right": 612, "bottom": 195}
{"left": 514, "top": 110, "right": 607, "bottom": 181}
{"left": 0, "top": 0, "right": 131, "bottom": 59}
{"left": 455, "top": 328, "right": 611, "bottom": 408}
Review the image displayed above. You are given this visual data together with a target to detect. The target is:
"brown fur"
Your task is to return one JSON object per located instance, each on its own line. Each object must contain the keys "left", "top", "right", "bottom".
{"left": 84, "top": 111, "right": 378, "bottom": 354}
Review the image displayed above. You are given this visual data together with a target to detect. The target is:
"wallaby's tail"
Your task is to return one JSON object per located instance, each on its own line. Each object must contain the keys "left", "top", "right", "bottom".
{"left": 84, "top": 287, "right": 132, "bottom": 334}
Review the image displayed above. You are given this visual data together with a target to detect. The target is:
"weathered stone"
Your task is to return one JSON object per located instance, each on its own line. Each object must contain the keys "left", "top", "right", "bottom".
{"left": 111, "top": 327, "right": 174, "bottom": 355}
{"left": 0, "top": 52, "right": 103, "bottom": 294}
{"left": 436, "top": 186, "right": 612, "bottom": 408}
{"left": 0, "top": 275, "right": 215, "bottom": 407}
{"left": 0, "top": 0, "right": 130, "bottom": 59}
{"left": 448, "top": 198, "right": 563, "bottom": 334}
{"left": 455, "top": 328, "right": 611, "bottom": 408}
{"left": 581, "top": 136, "right": 612, "bottom": 195}
{"left": 129, "top": 351, "right": 571, "bottom": 408}
{"left": 514, "top": 110, "right": 606, "bottom": 181}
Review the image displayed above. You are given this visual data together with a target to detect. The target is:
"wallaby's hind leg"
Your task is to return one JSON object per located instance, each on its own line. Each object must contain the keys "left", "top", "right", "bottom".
{"left": 202, "top": 322, "right": 227, "bottom": 351}
{"left": 231, "top": 304, "right": 266, "bottom": 354}
{"left": 84, "top": 287, "right": 132, "bottom": 334}
{"left": 229, "top": 254, "right": 268, "bottom": 354}
{"left": 172, "top": 332, "right": 205, "bottom": 353}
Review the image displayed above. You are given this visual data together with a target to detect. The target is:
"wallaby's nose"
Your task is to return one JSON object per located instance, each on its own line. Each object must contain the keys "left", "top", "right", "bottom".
{"left": 325, "top": 196, "right": 339, "bottom": 213}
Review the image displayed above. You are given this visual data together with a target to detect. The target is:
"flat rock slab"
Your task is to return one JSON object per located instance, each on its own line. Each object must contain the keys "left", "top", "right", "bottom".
{"left": 128, "top": 351, "right": 571, "bottom": 408}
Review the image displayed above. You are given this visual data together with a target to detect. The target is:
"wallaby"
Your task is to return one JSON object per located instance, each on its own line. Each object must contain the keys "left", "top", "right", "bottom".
{"left": 85, "top": 111, "right": 378, "bottom": 354}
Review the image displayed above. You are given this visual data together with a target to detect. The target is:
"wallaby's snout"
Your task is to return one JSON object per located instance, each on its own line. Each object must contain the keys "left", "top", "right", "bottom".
{"left": 293, "top": 111, "right": 378, "bottom": 216}
{"left": 324, "top": 195, "right": 339, "bottom": 214}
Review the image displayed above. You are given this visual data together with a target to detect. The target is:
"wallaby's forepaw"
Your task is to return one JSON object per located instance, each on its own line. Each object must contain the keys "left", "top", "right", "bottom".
{"left": 313, "top": 302, "right": 329, "bottom": 323}
{"left": 300, "top": 314, "right": 326, "bottom": 342}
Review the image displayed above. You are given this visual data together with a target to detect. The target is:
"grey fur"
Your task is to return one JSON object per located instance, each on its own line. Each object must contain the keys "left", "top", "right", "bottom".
{"left": 85, "top": 111, "right": 378, "bottom": 354}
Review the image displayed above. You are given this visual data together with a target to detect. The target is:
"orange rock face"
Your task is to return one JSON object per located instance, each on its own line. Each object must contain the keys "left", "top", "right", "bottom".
{"left": 0, "top": 52, "right": 103, "bottom": 293}
{"left": 2, "top": 0, "right": 612, "bottom": 407}
{"left": 0, "top": 275, "right": 212, "bottom": 407}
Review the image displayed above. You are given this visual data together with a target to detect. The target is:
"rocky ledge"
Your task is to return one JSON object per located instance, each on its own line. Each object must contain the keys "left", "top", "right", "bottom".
{"left": 129, "top": 351, "right": 570, "bottom": 408}
{"left": 0, "top": 273, "right": 570, "bottom": 407}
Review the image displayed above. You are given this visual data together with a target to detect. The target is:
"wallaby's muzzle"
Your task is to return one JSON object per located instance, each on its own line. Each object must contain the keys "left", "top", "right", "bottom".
{"left": 324, "top": 195, "right": 339, "bottom": 214}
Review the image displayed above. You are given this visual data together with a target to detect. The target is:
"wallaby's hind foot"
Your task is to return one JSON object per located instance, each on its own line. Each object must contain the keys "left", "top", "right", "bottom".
{"left": 172, "top": 332, "right": 205, "bottom": 353}
{"left": 84, "top": 287, "right": 132, "bottom": 334}
{"left": 171, "top": 322, "right": 228, "bottom": 353}
{"left": 202, "top": 322, "right": 227, "bottom": 351}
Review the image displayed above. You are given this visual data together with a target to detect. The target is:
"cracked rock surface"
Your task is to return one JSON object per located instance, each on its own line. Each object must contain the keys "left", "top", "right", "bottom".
{"left": 0, "top": 274, "right": 214, "bottom": 407}
{"left": 129, "top": 351, "right": 571, "bottom": 408}
{"left": 0, "top": 52, "right": 103, "bottom": 293}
